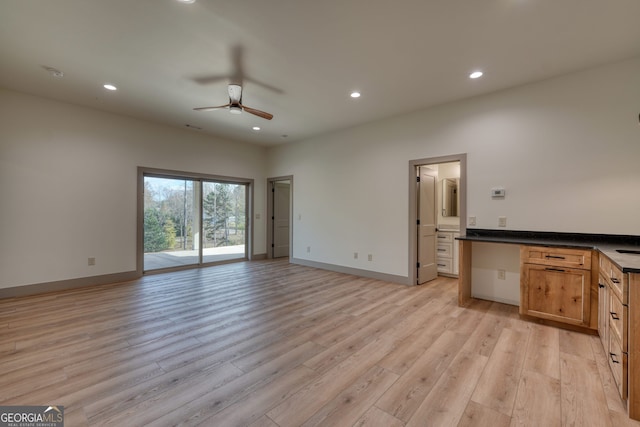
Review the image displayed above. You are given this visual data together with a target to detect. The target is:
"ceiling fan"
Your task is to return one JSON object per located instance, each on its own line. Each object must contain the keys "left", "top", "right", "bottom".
{"left": 194, "top": 84, "right": 273, "bottom": 120}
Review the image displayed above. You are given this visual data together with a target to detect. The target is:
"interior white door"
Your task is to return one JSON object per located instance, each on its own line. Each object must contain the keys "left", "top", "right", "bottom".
{"left": 417, "top": 166, "right": 438, "bottom": 284}
{"left": 272, "top": 181, "right": 290, "bottom": 258}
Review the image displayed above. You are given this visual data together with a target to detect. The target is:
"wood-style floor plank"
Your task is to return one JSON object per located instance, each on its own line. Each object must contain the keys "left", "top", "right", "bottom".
{"left": 458, "top": 401, "right": 511, "bottom": 427}
{"left": 0, "top": 259, "right": 634, "bottom": 426}
{"left": 560, "top": 352, "right": 613, "bottom": 427}
{"left": 471, "top": 328, "right": 529, "bottom": 416}
{"left": 510, "top": 370, "right": 561, "bottom": 427}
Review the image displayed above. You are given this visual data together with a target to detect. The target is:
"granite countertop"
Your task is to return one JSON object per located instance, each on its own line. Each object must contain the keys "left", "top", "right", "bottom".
{"left": 458, "top": 229, "right": 640, "bottom": 273}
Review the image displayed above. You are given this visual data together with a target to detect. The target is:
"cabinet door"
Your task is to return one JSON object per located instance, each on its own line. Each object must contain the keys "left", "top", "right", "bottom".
{"left": 521, "top": 264, "right": 591, "bottom": 325}
{"left": 598, "top": 274, "right": 609, "bottom": 351}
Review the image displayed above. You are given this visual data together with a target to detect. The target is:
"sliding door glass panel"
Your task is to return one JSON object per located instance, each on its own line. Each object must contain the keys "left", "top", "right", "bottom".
{"left": 144, "top": 176, "right": 199, "bottom": 270}
{"left": 202, "top": 181, "right": 246, "bottom": 263}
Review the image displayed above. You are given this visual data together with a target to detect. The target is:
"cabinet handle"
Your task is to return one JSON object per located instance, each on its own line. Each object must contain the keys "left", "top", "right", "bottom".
{"left": 545, "top": 267, "right": 566, "bottom": 273}
{"left": 610, "top": 311, "right": 620, "bottom": 320}
{"left": 437, "top": 264, "right": 446, "bottom": 267}
{"left": 545, "top": 255, "right": 566, "bottom": 260}
{"left": 437, "top": 249, "right": 446, "bottom": 252}
{"left": 599, "top": 283, "right": 605, "bottom": 289}
{"left": 610, "top": 353, "right": 620, "bottom": 364}
{"left": 611, "top": 277, "right": 620, "bottom": 284}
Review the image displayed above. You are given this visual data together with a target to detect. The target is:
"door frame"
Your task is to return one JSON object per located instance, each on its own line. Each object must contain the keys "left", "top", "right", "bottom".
{"left": 266, "top": 175, "right": 294, "bottom": 259}
{"left": 408, "top": 154, "right": 467, "bottom": 285}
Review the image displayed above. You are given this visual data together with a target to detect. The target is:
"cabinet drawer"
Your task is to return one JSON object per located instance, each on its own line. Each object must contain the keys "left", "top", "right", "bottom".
{"left": 521, "top": 246, "right": 591, "bottom": 270}
{"left": 608, "top": 332, "right": 628, "bottom": 399}
{"left": 437, "top": 243, "right": 452, "bottom": 258}
{"left": 608, "top": 291, "right": 628, "bottom": 351}
{"left": 437, "top": 232, "right": 453, "bottom": 243}
{"left": 600, "top": 255, "right": 628, "bottom": 304}
{"left": 437, "top": 258, "right": 452, "bottom": 273}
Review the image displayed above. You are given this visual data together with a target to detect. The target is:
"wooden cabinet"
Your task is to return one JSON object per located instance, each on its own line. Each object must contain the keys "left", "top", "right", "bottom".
{"left": 520, "top": 246, "right": 593, "bottom": 327}
{"left": 599, "top": 253, "right": 629, "bottom": 402}
{"left": 598, "top": 273, "right": 609, "bottom": 351}
{"left": 436, "top": 230, "right": 459, "bottom": 277}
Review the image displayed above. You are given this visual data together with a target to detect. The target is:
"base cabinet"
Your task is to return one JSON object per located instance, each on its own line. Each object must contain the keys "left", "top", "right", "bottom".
{"left": 599, "top": 253, "right": 629, "bottom": 406}
{"left": 436, "top": 230, "right": 459, "bottom": 277}
{"left": 520, "top": 246, "right": 593, "bottom": 327}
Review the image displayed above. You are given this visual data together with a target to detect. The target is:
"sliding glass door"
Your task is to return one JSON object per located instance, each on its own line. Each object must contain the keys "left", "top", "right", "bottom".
{"left": 202, "top": 182, "right": 246, "bottom": 263}
{"left": 141, "top": 170, "right": 249, "bottom": 272}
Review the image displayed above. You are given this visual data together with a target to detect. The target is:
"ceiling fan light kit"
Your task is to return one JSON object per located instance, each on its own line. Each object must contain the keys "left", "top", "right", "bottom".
{"left": 194, "top": 84, "right": 274, "bottom": 120}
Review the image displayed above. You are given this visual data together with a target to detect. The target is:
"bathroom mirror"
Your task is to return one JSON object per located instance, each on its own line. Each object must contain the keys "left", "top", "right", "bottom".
{"left": 442, "top": 178, "right": 459, "bottom": 217}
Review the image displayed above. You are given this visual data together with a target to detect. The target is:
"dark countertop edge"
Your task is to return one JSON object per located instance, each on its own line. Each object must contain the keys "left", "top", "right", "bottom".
{"left": 457, "top": 229, "right": 640, "bottom": 273}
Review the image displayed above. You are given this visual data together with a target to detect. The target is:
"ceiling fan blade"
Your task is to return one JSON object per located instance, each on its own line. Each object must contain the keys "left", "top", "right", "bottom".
{"left": 228, "top": 84, "right": 242, "bottom": 103}
{"left": 242, "top": 105, "right": 274, "bottom": 120}
{"left": 193, "top": 75, "right": 228, "bottom": 85}
{"left": 193, "top": 103, "right": 231, "bottom": 112}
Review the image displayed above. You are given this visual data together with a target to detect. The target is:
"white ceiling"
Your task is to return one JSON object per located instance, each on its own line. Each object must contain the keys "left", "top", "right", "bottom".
{"left": 1, "top": 0, "right": 640, "bottom": 146}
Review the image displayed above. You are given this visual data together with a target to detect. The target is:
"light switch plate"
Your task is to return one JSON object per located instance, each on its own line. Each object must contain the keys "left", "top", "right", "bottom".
{"left": 498, "top": 216, "right": 507, "bottom": 227}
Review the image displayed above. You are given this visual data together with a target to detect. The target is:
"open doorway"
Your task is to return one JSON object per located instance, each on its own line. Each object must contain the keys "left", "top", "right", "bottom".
{"left": 409, "top": 154, "right": 466, "bottom": 285}
{"left": 266, "top": 176, "right": 293, "bottom": 259}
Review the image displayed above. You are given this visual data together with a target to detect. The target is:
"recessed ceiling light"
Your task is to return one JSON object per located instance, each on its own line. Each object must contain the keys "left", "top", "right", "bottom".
{"left": 252, "top": 126, "right": 261, "bottom": 131}
{"left": 469, "top": 71, "right": 483, "bottom": 79}
{"left": 177, "top": 0, "right": 196, "bottom": 3}
{"left": 103, "top": 84, "right": 117, "bottom": 91}
{"left": 350, "top": 91, "right": 361, "bottom": 98}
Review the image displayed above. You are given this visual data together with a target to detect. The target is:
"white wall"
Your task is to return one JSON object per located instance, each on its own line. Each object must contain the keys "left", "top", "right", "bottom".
{"left": 2, "top": 57, "right": 639, "bottom": 292}
{"left": 267, "top": 57, "right": 640, "bottom": 282}
{"left": 0, "top": 89, "right": 267, "bottom": 289}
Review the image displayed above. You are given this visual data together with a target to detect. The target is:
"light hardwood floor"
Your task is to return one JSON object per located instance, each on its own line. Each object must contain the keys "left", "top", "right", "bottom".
{"left": 1, "top": 259, "right": 639, "bottom": 426}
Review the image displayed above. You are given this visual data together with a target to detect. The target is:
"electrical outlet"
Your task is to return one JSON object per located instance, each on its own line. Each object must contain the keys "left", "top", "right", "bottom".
{"left": 307, "top": 246, "right": 311, "bottom": 253}
{"left": 498, "top": 216, "right": 507, "bottom": 227}
{"left": 354, "top": 252, "right": 358, "bottom": 259}
{"left": 255, "top": 213, "right": 261, "bottom": 220}
{"left": 498, "top": 269, "right": 506, "bottom": 280}
{"left": 88, "top": 257, "right": 96, "bottom": 266}
{"left": 468, "top": 216, "right": 477, "bottom": 226}
{"left": 368, "top": 254, "right": 373, "bottom": 261}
